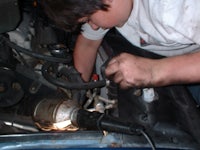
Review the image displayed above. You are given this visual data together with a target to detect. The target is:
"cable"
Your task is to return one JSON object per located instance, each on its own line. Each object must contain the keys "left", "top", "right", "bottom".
{"left": 14, "top": 48, "right": 30, "bottom": 68}
{"left": 3, "top": 36, "right": 72, "bottom": 63}
{"left": 42, "top": 62, "right": 107, "bottom": 90}
{"left": 4, "top": 121, "right": 39, "bottom": 132}
{"left": 139, "top": 129, "right": 156, "bottom": 150}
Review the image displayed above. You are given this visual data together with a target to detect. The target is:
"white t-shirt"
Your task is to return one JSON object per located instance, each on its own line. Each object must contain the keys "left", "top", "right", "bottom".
{"left": 82, "top": 0, "right": 200, "bottom": 57}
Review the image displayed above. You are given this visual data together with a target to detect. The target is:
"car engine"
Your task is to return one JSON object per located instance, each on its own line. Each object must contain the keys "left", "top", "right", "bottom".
{"left": 0, "top": 0, "right": 200, "bottom": 149}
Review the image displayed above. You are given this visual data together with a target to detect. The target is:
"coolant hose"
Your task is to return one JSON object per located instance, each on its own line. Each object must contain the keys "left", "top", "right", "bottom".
{"left": 41, "top": 62, "right": 107, "bottom": 90}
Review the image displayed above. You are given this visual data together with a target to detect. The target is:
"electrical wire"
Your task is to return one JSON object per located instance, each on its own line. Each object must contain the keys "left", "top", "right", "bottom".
{"left": 4, "top": 121, "right": 39, "bottom": 132}
{"left": 13, "top": 48, "right": 30, "bottom": 68}
{"left": 3, "top": 36, "right": 72, "bottom": 63}
{"left": 42, "top": 62, "right": 107, "bottom": 90}
{"left": 139, "top": 129, "right": 156, "bottom": 150}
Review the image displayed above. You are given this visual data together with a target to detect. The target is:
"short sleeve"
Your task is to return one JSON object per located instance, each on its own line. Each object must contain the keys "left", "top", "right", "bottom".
{"left": 81, "top": 23, "right": 109, "bottom": 40}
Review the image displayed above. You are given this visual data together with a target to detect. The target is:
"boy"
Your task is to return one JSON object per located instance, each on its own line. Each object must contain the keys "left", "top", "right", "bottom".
{"left": 42, "top": 0, "right": 200, "bottom": 103}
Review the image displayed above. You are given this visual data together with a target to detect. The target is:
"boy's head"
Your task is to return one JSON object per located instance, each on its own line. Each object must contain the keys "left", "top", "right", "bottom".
{"left": 42, "top": 0, "right": 133, "bottom": 32}
{"left": 41, "top": 0, "right": 109, "bottom": 31}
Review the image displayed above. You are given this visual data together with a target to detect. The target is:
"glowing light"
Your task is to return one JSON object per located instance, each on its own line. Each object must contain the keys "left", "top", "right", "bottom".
{"left": 53, "top": 120, "right": 72, "bottom": 129}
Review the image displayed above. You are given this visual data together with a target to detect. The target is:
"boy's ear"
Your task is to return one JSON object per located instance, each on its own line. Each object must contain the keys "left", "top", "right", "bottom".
{"left": 103, "top": 0, "right": 113, "bottom": 5}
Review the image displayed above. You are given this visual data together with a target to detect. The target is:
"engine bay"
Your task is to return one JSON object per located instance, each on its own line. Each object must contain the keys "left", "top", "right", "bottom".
{"left": 0, "top": 0, "right": 200, "bottom": 149}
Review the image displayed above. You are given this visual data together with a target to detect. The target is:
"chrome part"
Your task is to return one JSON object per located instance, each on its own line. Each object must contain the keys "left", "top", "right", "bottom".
{"left": 4, "top": 121, "right": 39, "bottom": 132}
{"left": 33, "top": 98, "right": 79, "bottom": 131}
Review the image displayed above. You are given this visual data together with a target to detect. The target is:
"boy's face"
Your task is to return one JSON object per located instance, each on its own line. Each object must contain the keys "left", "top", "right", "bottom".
{"left": 79, "top": 0, "right": 133, "bottom": 30}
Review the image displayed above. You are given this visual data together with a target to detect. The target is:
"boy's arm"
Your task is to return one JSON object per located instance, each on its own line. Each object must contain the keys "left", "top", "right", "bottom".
{"left": 73, "top": 34, "right": 103, "bottom": 82}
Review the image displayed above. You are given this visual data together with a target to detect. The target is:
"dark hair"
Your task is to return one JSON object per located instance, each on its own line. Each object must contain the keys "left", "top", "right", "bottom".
{"left": 41, "top": 0, "right": 109, "bottom": 31}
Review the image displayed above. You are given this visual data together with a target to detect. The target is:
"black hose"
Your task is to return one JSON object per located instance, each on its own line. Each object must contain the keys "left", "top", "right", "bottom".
{"left": 75, "top": 109, "right": 156, "bottom": 150}
{"left": 41, "top": 62, "right": 107, "bottom": 90}
{"left": 3, "top": 37, "right": 72, "bottom": 63}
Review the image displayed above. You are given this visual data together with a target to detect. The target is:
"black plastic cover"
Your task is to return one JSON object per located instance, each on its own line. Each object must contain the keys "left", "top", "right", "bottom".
{"left": 0, "top": 0, "right": 20, "bottom": 33}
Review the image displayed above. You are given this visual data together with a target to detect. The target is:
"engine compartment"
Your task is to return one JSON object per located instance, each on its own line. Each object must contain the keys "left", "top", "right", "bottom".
{"left": 0, "top": 0, "right": 200, "bottom": 149}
